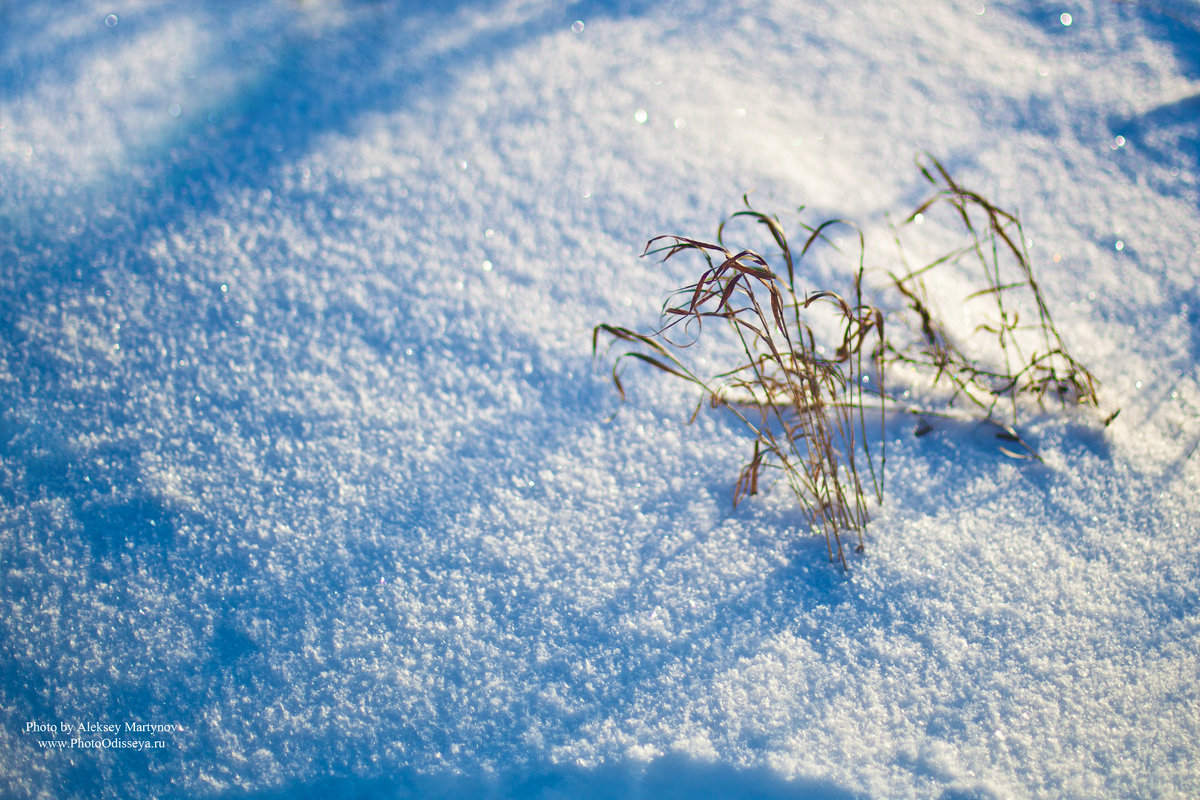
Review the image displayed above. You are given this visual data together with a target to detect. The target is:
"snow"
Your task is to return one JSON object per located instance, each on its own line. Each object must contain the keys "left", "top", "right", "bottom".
{"left": 2, "top": 0, "right": 1198, "bottom": 797}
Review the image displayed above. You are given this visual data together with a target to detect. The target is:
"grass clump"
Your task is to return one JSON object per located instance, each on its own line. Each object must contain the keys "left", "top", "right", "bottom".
{"left": 885, "top": 156, "right": 1102, "bottom": 429}
{"left": 595, "top": 156, "right": 1106, "bottom": 566}
{"left": 593, "top": 207, "right": 885, "bottom": 569}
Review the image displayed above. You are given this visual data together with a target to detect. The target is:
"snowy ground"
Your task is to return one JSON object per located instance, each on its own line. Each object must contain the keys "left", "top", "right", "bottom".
{"left": 2, "top": 1, "right": 1199, "bottom": 798}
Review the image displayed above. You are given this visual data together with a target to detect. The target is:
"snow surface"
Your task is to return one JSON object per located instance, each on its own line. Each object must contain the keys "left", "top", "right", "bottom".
{"left": 2, "top": 0, "right": 1199, "bottom": 797}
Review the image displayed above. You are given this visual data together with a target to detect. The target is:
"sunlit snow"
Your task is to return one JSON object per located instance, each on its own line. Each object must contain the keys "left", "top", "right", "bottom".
{"left": 2, "top": 1, "right": 1198, "bottom": 798}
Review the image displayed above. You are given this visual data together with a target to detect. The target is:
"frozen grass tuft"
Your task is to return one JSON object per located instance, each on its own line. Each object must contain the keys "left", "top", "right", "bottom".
{"left": 596, "top": 158, "right": 1109, "bottom": 565}
{"left": 595, "top": 204, "right": 885, "bottom": 569}
{"left": 886, "top": 156, "right": 1103, "bottom": 428}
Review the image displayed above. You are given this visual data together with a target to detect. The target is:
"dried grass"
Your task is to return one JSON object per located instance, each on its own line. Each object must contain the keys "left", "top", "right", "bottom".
{"left": 594, "top": 204, "right": 885, "bottom": 569}
{"left": 594, "top": 157, "right": 1106, "bottom": 566}
{"left": 886, "top": 155, "right": 1101, "bottom": 428}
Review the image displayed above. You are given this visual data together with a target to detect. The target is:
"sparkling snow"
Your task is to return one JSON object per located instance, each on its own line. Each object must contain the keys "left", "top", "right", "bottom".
{"left": 2, "top": 1, "right": 1198, "bottom": 798}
